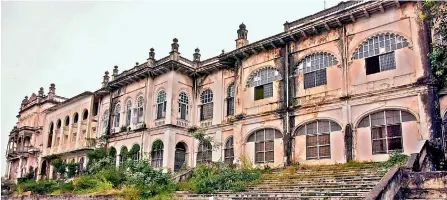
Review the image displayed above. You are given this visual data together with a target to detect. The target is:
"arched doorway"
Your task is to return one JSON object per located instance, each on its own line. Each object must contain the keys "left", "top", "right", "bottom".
{"left": 174, "top": 142, "right": 187, "bottom": 172}
{"left": 40, "top": 160, "right": 48, "bottom": 178}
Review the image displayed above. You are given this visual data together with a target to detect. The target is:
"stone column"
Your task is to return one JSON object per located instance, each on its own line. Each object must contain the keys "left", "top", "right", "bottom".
{"left": 75, "top": 108, "right": 82, "bottom": 149}
{"left": 162, "top": 129, "right": 172, "bottom": 171}
{"left": 213, "top": 131, "right": 222, "bottom": 162}
{"left": 17, "top": 157, "right": 23, "bottom": 179}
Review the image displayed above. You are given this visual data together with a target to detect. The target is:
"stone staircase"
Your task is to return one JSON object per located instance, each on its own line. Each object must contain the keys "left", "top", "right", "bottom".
{"left": 176, "top": 162, "right": 385, "bottom": 200}
{"left": 398, "top": 171, "right": 447, "bottom": 200}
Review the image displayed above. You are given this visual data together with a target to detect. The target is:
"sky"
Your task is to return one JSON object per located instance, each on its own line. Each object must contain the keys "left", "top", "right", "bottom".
{"left": 1, "top": 0, "right": 342, "bottom": 175}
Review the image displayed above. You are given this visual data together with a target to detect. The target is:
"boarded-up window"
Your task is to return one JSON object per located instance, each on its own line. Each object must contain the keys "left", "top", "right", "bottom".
{"left": 200, "top": 89, "right": 213, "bottom": 121}
{"left": 247, "top": 128, "right": 282, "bottom": 163}
{"left": 358, "top": 110, "right": 416, "bottom": 154}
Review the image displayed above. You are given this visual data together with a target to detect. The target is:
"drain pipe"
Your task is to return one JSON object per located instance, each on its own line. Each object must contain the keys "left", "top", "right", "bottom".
{"left": 285, "top": 41, "right": 290, "bottom": 165}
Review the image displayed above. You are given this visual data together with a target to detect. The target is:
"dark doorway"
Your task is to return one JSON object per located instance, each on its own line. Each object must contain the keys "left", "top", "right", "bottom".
{"left": 345, "top": 124, "right": 353, "bottom": 162}
{"left": 174, "top": 142, "right": 187, "bottom": 172}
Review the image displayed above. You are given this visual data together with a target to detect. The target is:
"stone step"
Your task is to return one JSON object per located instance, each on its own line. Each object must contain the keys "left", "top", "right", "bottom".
{"left": 260, "top": 177, "right": 382, "bottom": 182}
{"left": 247, "top": 185, "right": 375, "bottom": 190}
{"left": 262, "top": 174, "right": 382, "bottom": 179}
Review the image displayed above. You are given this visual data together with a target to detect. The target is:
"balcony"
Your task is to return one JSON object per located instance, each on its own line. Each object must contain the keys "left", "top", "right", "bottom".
{"left": 176, "top": 119, "right": 189, "bottom": 128}
{"left": 200, "top": 120, "right": 212, "bottom": 128}
{"left": 155, "top": 119, "right": 165, "bottom": 127}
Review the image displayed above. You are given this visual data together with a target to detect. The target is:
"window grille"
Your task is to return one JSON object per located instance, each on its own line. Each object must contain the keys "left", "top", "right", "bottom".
{"left": 178, "top": 92, "right": 189, "bottom": 120}
{"left": 151, "top": 140, "right": 164, "bottom": 168}
{"left": 137, "top": 96, "right": 144, "bottom": 123}
{"left": 352, "top": 33, "right": 408, "bottom": 60}
{"left": 126, "top": 100, "right": 132, "bottom": 125}
{"left": 156, "top": 91, "right": 167, "bottom": 119}
{"left": 197, "top": 141, "right": 212, "bottom": 164}
{"left": 200, "top": 89, "right": 213, "bottom": 121}
{"left": 296, "top": 53, "right": 337, "bottom": 89}
{"left": 224, "top": 136, "right": 234, "bottom": 164}
{"left": 247, "top": 129, "right": 282, "bottom": 163}
{"left": 294, "top": 120, "right": 341, "bottom": 160}
{"left": 356, "top": 110, "right": 417, "bottom": 154}
{"left": 227, "top": 84, "right": 235, "bottom": 116}
{"left": 114, "top": 104, "right": 121, "bottom": 128}
{"left": 119, "top": 146, "right": 128, "bottom": 167}
{"left": 247, "top": 68, "right": 281, "bottom": 100}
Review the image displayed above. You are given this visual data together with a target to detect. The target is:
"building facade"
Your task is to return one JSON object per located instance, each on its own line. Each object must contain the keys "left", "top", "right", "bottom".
{"left": 5, "top": 0, "right": 445, "bottom": 181}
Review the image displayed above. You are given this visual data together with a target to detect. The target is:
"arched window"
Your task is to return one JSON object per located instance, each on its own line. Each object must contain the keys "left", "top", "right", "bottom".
{"left": 174, "top": 142, "right": 187, "bottom": 172}
{"left": 114, "top": 104, "right": 121, "bottom": 128}
{"left": 56, "top": 119, "right": 61, "bottom": 129}
{"left": 357, "top": 110, "right": 416, "bottom": 154}
{"left": 109, "top": 147, "right": 117, "bottom": 166}
{"left": 352, "top": 33, "right": 409, "bottom": 75}
{"left": 130, "top": 144, "right": 140, "bottom": 162}
{"left": 224, "top": 136, "right": 234, "bottom": 164}
{"left": 227, "top": 83, "right": 235, "bottom": 116}
{"left": 65, "top": 116, "right": 70, "bottom": 126}
{"left": 156, "top": 91, "right": 167, "bottom": 119}
{"left": 197, "top": 141, "right": 212, "bottom": 164}
{"left": 119, "top": 146, "right": 128, "bottom": 166}
{"left": 73, "top": 113, "right": 79, "bottom": 124}
{"left": 295, "top": 120, "right": 342, "bottom": 160}
{"left": 200, "top": 89, "right": 213, "bottom": 121}
{"left": 178, "top": 92, "right": 189, "bottom": 120}
{"left": 103, "top": 109, "right": 109, "bottom": 132}
{"left": 295, "top": 52, "right": 338, "bottom": 89}
{"left": 126, "top": 100, "right": 132, "bottom": 125}
{"left": 151, "top": 140, "right": 164, "bottom": 168}
{"left": 247, "top": 67, "right": 281, "bottom": 100}
{"left": 82, "top": 109, "right": 89, "bottom": 120}
{"left": 79, "top": 157, "right": 85, "bottom": 175}
{"left": 247, "top": 128, "right": 282, "bottom": 163}
{"left": 137, "top": 96, "right": 144, "bottom": 123}
{"left": 47, "top": 122, "right": 54, "bottom": 148}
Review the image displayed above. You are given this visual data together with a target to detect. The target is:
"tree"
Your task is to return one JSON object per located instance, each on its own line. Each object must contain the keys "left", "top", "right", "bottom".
{"left": 424, "top": 1, "right": 447, "bottom": 88}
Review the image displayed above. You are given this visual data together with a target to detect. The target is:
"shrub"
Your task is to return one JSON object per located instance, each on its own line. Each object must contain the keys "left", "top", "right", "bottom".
{"left": 187, "top": 162, "right": 262, "bottom": 194}
{"left": 16, "top": 180, "right": 57, "bottom": 195}
{"left": 125, "top": 160, "right": 176, "bottom": 198}
{"left": 72, "top": 175, "right": 113, "bottom": 194}
{"left": 96, "top": 169, "right": 125, "bottom": 188}
{"left": 120, "top": 186, "right": 141, "bottom": 200}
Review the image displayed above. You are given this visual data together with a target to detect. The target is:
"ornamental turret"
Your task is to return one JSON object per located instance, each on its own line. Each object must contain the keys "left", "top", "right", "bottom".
{"left": 102, "top": 71, "right": 110, "bottom": 87}
{"left": 236, "top": 23, "right": 249, "bottom": 48}
{"left": 147, "top": 48, "right": 155, "bottom": 67}
{"left": 112, "top": 65, "right": 119, "bottom": 80}
{"left": 170, "top": 38, "right": 180, "bottom": 61}
{"left": 193, "top": 48, "right": 201, "bottom": 62}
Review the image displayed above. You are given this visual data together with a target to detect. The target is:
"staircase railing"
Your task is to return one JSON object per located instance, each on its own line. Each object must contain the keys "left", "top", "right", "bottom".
{"left": 172, "top": 168, "right": 194, "bottom": 183}
{"left": 365, "top": 140, "right": 430, "bottom": 200}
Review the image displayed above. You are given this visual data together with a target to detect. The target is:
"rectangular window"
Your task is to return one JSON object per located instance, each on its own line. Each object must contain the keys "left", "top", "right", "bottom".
{"left": 254, "top": 83, "right": 273, "bottom": 100}
{"left": 304, "top": 69, "right": 327, "bottom": 89}
{"left": 372, "top": 124, "right": 402, "bottom": 154}
{"left": 306, "top": 133, "right": 330, "bottom": 160}
{"left": 366, "top": 52, "right": 396, "bottom": 75}
{"left": 255, "top": 141, "right": 274, "bottom": 163}
{"left": 179, "top": 103, "right": 187, "bottom": 120}
{"left": 200, "top": 103, "right": 213, "bottom": 121}
{"left": 227, "top": 97, "right": 234, "bottom": 116}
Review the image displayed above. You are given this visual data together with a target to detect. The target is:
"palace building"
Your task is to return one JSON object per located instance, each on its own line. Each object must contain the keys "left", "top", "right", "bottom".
{"left": 5, "top": 0, "right": 446, "bottom": 182}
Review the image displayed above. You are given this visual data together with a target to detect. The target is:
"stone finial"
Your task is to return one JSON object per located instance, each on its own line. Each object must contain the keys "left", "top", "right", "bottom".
{"left": 102, "top": 71, "right": 110, "bottom": 87}
{"left": 149, "top": 48, "right": 155, "bottom": 60}
{"left": 221, "top": 49, "right": 225, "bottom": 55}
{"left": 171, "top": 38, "right": 179, "bottom": 52}
{"left": 113, "top": 65, "right": 119, "bottom": 77}
{"left": 21, "top": 96, "right": 29, "bottom": 105}
{"left": 236, "top": 23, "right": 249, "bottom": 48}
{"left": 48, "top": 83, "right": 56, "bottom": 95}
{"left": 193, "top": 48, "right": 201, "bottom": 62}
{"left": 38, "top": 87, "right": 44, "bottom": 97}
{"left": 135, "top": 62, "right": 139, "bottom": 66}
{"left": 147, "top": 48, "right": 156, "bottom": 67}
